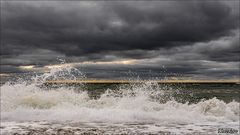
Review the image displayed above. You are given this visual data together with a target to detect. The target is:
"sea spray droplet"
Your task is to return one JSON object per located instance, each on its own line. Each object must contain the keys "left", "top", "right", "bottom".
{"left": 33, "top": 65, "right": 85, "bottom": 86}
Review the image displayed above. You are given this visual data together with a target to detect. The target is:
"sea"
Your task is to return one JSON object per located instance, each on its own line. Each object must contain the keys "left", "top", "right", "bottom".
{"left": 0, "top": 66, "right": 239, "bottom": 135}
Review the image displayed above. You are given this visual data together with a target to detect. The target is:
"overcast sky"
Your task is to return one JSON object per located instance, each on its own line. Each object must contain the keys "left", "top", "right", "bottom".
{"left": 1, "top": 1, "right": 239, "bottom": 80}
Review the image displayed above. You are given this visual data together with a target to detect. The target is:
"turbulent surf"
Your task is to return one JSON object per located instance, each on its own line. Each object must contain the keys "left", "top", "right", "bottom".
{"left": 1, "top": 66, "right": 239, "bottom": 134}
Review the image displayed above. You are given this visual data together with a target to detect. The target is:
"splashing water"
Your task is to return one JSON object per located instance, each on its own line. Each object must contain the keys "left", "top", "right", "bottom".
{"left": 0, "top": 66, "right": 239, "bottom": 134}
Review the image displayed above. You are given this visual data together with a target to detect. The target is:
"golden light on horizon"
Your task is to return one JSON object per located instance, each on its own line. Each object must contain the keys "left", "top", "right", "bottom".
{"left": 45, "top": 64, "right": 65, "bottom": 69}
{"left": 82, "top": 59, "right": 137, "bottom": 65}
{"left": 0, "top": 73, "right": 10, "bottom": 77}
{"left": 43, "top": 59, "right": 137, "bottom": 68}
{"left": 41, "top": 60, "right": 137, "bottom": 72}
{"left": 19, "top": 65, "right": 35, "bottom": 70}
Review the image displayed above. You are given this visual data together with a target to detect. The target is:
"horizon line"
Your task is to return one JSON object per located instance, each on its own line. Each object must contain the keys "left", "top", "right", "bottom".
{"left": 45, "top": 79, "right": 240, "bottom": 84}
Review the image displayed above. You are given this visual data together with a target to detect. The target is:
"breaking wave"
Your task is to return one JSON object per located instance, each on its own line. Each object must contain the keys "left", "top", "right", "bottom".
{"left": 1, "top": 66, "right": 239, "bottom": 125}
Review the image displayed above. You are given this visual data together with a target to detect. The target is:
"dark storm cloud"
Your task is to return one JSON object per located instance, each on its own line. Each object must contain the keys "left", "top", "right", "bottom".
{"left": 0, "top": 1, "right": 239, "bottom": 79}
{"left": 2, "top": 1, "right": 238, "bottom": 56}
{"left": 1, "top": 48, "right": 65, "bottom": 67}
{"left": 158, "top": 31, "right": 240, "bottom": 62}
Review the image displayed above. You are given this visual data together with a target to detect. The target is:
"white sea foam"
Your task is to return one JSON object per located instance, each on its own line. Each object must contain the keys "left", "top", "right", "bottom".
{"left": 1, "top": 81, "right": 239, "bottom": 123}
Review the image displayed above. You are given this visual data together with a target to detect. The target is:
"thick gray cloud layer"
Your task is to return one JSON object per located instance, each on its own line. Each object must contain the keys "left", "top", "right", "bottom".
{"left": 1, "top": 1, "right": 239, "bottom": 79}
